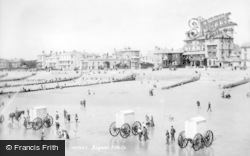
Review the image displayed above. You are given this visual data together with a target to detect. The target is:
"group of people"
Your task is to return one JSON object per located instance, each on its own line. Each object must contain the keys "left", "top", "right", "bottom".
{"left": 145, "top": 115, "right": 154, "bottom": 127}
{"left": 80, "top": 99, "right": 86, "bottom": 107}
{"left": 197, "top": 101, "right": 212, "bottom": 112}
{"left": 137, "top": 115, "right": 155, "bottom": 141}
{"left": 87, "top": 90, "right": 95, "bottom": 95}
{"left": 221, "top": 90, "right": 231, "bottom": 99}
{"left": 138, "top": 125, "right": 149, "bottom": 141}
{"left": 63, "top": 109, "right": 79, "bottom": 124}
{"left": 53, "top": 109, "right": 80, "bottom": 140}
{"left": 166, "top": 126, "right": 176, "bottom": 144}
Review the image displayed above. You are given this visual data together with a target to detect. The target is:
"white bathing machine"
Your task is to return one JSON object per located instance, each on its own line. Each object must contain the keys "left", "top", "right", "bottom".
{"left": 109, "top": 110, "right": 141, "bottom": 138}
{"left": 178, "top": 116, "right": 214, "bottom": 151}
{"left": 24, "top": 106, "right": 53, "bottom": 131}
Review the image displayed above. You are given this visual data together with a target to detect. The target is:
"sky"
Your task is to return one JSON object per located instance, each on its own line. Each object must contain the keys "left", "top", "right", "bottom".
{"left": 0, "top": 0, "right": 250, "bottom": 59}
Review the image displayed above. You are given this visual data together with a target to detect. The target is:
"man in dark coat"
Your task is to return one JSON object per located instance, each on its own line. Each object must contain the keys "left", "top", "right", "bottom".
{"left": 166, "top": 130, "right": 170, "bottom": 144}
{"left": 207, "top": 102, "right": 212, "bottom": 112}
{"left": 170, "top": 126, "right": 176, "bottom": 142}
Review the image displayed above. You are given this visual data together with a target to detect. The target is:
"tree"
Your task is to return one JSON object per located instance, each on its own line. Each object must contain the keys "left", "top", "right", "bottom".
{"left": 20, "top": 60, "right": 37, "bottom": 69}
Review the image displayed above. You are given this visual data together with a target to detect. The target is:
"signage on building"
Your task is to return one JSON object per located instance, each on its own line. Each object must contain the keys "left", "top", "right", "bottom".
{"left": 187, "top": 12, "right": 237, "bottom": 40}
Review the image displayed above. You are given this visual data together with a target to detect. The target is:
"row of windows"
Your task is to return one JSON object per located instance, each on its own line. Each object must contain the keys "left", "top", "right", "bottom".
{"left": 208, "top": 60, "right": 216, "bottom": 66}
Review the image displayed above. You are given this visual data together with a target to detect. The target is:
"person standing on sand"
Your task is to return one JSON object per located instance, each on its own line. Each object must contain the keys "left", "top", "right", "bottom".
{"left": 170, "top": 126, "right": 176, "bottom": 142}
{"left": 166, "top": 130, "right": 170, "bottom": 144}
{"left": 55, "top": 111, "right": 60, "bottom": 130}
{"left": 41, "top": 132, "right": 45, "bottom": 140}
{"left": 197, "top": 101, "right": 200, "bottom": 108}
{"left": 75, "top": 114, "right": 78, "bottom": 123}
{"left": 83, "top": 99, "right": 86, "bottom": 107}
{"left": 138, "top": 127, "right": 142, "bottom": 141}
{"left": 143, "top": 126, "right": 149, "bottom": 141}
{"left": 207, "top": 102, "right": 212, "bottom": 112}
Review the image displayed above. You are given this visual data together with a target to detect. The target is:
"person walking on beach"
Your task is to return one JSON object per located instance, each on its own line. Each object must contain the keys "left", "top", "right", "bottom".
{"left": 197, "top": 101, "right": 200, "bottom": 108}
{"left": 150, "top": 116, "right": 155, "bottom": 127}
{"left": 166, "top": 130, "right": 170, "bottom": 144}
{"left": 64, "top": 109, "right": 67, "bottom": 118}
{"left": 138, "top": 127, "right": 142, "bottom": 141}
{"left": 83, "top": 99, "right": 86, "bottom": 107}
{"left": 170, "top": 126, "right": 176, "bottom": 142}
{"left": 55, "top": 111, "right": 60, "bottom": 130}
{"left": 143, "top": 126, "right": 149, "bottom": 141}
{"left": 67, "top": 114, "right": 71, "bottom": 123}
{"left": 56, "top": 111, "right": 59, "bottom": 120}
{"left": 41, "top": 132, "right": 45, "bottom": 140}
{"left": 207, "top": 102, "right": 212, "bottom": 112}
{"left": 145, "top": 115, "right": 150, "bottom": 126}
{"left": 75, "top": 114, "right": 78, "bottom": 123}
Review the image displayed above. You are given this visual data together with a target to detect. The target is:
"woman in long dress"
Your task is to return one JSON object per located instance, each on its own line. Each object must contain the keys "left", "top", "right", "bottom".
{"left": 143, "top": 127, "right": 149, "bottom": 141}
{"left": 150, "top": 116, "right": 155, "bottom": 127}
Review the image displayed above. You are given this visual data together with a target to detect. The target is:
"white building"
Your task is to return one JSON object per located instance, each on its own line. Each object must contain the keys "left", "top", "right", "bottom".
{"left": 241, "top": 42, "right": 250, "bottom": 68}
{"left": 183, "top": 12, "right": 239, "bottom": 68}
{"left": 115, "top": 47, "right": 140, "bottom": 69}
{"left": 37, "top": 50, "right": 84, "bottom": 70}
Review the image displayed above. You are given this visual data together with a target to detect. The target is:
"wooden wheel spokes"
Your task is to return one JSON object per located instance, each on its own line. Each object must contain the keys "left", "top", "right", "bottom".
{"left": 43, "top": 116, "right": 53, "bottom": 128}
{"left": 120, "top": 123, "right": 130, "bottom": 138}
{"left": 0, "top": 115, "right": 4, "bottom": 123}
{"left": 109, "top": 122, "right": 120, "bottom": 137}
{"left": 132, "top": 121, "right": 141, "bottom": 135}
{"left": 178, "top": 131, "right": 188, "bottom": 148}
{"left": 192, "top": 133, "right": 203, "bottom": 151}
{"left": 204, "top": 130, "right": 213, "bottom": 147}
{"left": 32, "top": 117, "right": 42, "bottom": 131}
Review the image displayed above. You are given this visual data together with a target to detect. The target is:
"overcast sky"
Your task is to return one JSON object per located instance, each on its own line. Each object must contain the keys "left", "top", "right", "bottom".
{"left": 0, "top": 0, "right": 250, "bottom": 59}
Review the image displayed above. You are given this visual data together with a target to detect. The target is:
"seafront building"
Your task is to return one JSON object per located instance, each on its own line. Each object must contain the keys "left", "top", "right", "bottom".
{"left": 183, "top": 12, "right": 241, "bottom": 68}
{"left": 152, "top": 47, "right": 184, "bottom": 68}
{"left": 241, "top": 42, "right": 250, "bottom": 68}
{"left": 0, "top": 59, "right": 10, "bottom": 69}
{"left": 37, "top": 50, "right": 84, "bottom": 70}
{"left": 79, "top": 47, "right": 140, "bottom": 70}
{"left": 0, "top": 58, "right": 22, "bottom": 69}
{"left": 114, "top": 47, "right": 140, "bottom": 69}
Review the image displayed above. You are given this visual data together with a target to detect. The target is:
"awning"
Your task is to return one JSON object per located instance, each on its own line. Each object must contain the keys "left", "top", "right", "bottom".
{"left": 183, "top": 51, "right": 205, "bottom": 55}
